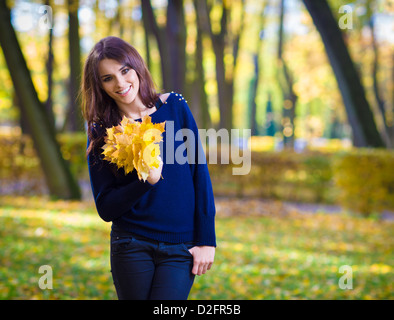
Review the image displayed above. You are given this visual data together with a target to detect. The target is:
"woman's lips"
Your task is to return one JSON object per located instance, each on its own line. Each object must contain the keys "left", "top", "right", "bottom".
{"left": 116, "top": 85, "right": 131, "bottom": 96}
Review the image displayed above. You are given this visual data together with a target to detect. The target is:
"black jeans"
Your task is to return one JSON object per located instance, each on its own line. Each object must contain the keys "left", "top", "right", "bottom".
{"left": 110, "top": 227, "right": 195, "bottom": 300}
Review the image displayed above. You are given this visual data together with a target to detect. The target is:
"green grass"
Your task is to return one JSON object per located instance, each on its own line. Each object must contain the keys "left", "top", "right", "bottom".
{"left": 0, "top": 196, "right": 392, "bottom": 300}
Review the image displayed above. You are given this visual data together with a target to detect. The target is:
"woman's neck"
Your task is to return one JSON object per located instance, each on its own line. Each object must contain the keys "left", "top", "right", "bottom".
{"left": 119, "top": 106, "right": 156, "bottom": 120}
{"left": 117, "top": 96, "right": 154, "bottom": 120}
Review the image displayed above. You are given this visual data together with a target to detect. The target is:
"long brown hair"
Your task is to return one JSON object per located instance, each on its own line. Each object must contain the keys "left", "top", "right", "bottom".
{"left": 81, "top": 36, "right": 160, "bottom": 158}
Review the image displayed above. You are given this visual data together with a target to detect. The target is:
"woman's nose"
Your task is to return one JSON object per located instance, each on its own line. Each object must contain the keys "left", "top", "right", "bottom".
{"left": 114, "top": 76, "right": 126, "bottom": 88}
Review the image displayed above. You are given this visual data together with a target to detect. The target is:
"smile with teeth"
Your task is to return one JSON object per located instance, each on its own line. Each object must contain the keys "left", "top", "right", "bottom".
{"left": 117, "top": 85, "right": 131, "bottom": 96}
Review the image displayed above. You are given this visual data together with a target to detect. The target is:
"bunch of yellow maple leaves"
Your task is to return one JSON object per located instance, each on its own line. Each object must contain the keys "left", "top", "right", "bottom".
{"left": 101, "top": 115, "right": 166, "bottom": 182}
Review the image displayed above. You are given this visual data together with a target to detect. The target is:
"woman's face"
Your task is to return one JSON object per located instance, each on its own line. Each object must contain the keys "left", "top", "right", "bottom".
{"left": 98, "top": 58, "right": 141, "bottom": 109}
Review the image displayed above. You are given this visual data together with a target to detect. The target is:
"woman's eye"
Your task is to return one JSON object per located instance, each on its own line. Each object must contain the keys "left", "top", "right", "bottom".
{"left": 103, "top": 77, "right": 111, "bottom": 82}
{"left": 122, "top": 68, "right": 130, "bottom": 74}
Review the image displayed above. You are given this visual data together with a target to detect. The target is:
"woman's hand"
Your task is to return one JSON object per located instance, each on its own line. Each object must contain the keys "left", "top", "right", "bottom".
{"left": 188, "top": 246, "right": 215, "bottom": 276}
{"left": 147, "top": 156, "right": 163, "bottom": 185}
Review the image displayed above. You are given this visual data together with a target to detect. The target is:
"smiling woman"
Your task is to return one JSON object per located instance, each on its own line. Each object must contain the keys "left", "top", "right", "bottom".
{"left": 80, "top": 36, "right": 216, "bottom": 300}
{"left": 98, "top": 59, "right": 157, "bottom": 120}
{"left": 81, "top": 36, "right": 160, "bottom": 159}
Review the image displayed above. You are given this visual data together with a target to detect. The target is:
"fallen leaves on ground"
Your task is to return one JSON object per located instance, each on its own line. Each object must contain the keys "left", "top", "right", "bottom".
{"left": 0, "top": 196, "right": 392, "bottom": 300}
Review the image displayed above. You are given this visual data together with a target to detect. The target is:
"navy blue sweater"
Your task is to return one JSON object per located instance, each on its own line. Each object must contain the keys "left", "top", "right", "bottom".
{"left": 87, "top": 92, "right": 216, "bottom": 247}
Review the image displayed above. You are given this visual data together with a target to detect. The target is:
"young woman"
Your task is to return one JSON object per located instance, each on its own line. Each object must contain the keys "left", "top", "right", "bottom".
{"left": 81, "top": 36, "right": 216, "bottom": 300}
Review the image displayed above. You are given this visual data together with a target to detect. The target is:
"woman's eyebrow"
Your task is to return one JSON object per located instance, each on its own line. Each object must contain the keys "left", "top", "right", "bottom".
{"left": 100, "top": 65, "right": 128, "bottom": 78}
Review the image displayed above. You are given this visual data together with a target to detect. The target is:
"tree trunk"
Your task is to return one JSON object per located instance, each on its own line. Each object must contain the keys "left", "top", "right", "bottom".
{"left": 166, "top": 0, "right": 186, "bottom": 93}
{"left": 141, "top": 0, "right": 172, "bottom": 92}
{"left": 367, "top": 3, "right": 391, "bottom": 147}
{"left": 201, "top": 0, "right": 245, "bottom": 130}
{"left": 278, "top": 0, "right": 297, "bottom": 149}
{"left": 248, "top": 1, "right": 267, "bottom": 136}
{"left": 65, "top": 0, "right": 84, "bottom": 132}
{"left": 116, "top": 0, "right": 124, "bottom": 39}
{"left": 210, "top": 1, "right": 230, "bottom": 131}
{"left": 141, "top": 3, "right": 152, "bottom": 72}
{"left": 302, "top": 0, "right": 384, "bottom": 148}
{"left": 192, "top": 0, "right": 211, "bottom": 129}
{"left": 45, "top": 1, "right": 56, "bottom": 132}
{"left": 390, "top": 53, "right": 394, "bottom": 144}
{"left": 248, "top": 54, "right": 259, "bottom": 136}
{"left": 0, "top": 1, "right": 81, "bottom": 199}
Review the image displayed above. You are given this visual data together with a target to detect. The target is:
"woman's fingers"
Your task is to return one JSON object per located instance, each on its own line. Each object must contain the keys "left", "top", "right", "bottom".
{"left": 189, "top": 246, "right": 215, "bottom": 276}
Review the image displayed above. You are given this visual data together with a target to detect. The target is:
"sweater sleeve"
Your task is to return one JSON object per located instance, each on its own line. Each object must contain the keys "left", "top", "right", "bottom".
{"left": 87, "top": 137, "right": 154, "bottom": 222}
{"left": 180, "top": 99, "right": 217, "bottom": 247}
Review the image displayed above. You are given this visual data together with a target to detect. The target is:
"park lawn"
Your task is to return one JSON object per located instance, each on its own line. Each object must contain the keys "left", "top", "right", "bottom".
{"left": 0, "top": 196, "right": 392, "bottom": 300}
